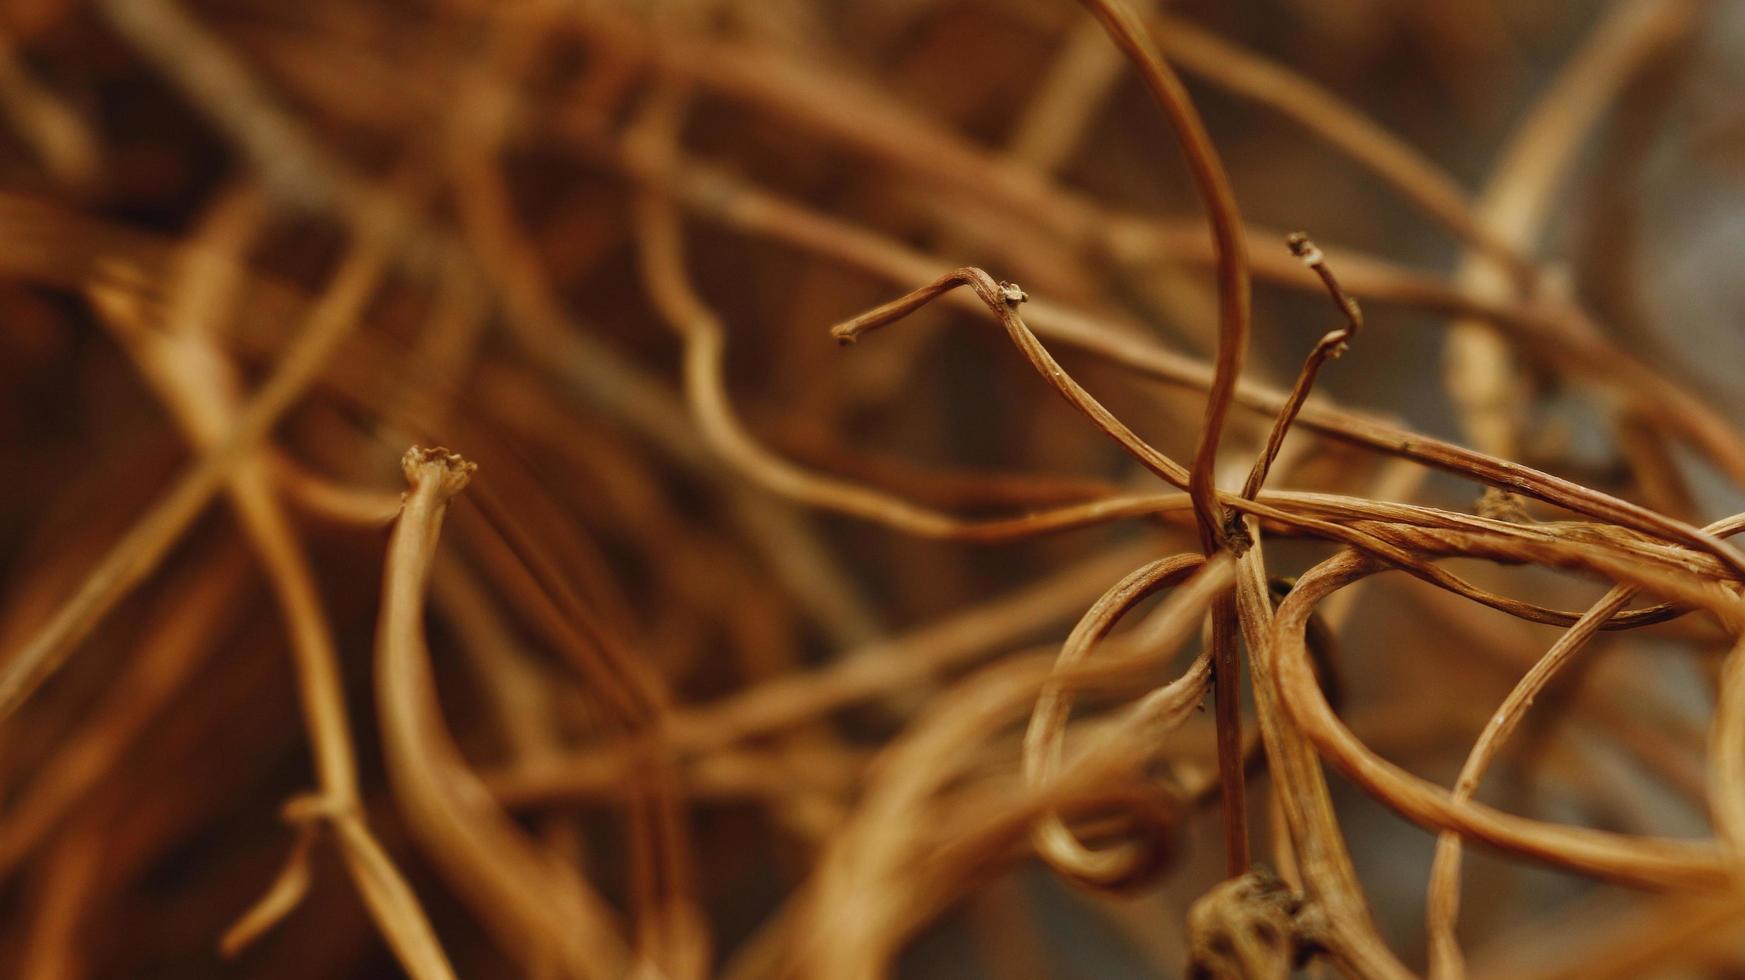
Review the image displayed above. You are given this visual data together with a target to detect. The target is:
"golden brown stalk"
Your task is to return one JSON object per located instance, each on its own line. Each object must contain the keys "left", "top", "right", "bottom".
{"left": 553, "top": 5, "right": 1745, "bottom": 487}
{"left": 1444, "top": 0, "right": 1704, "bottom": 470}
{"left": 1072, "top": 0, "right": 1250, "bottom": 545}
{"left": 1148, "top": 11, "right": 1525, "bottom": 274}
{"left": 84, "top": 196, "right": 455, "bottom": 978}
{"left": 19, "top": 808, "right": 108, "bottom": 980}
{"left": 1421, "top": 515, "right": 1745, "bottom": 974}
{"left": 0, "top": 28, "right": 98, "bottom": 190}
{"left": 555, "top": 145, "right": 1745, "bottom": 563}
{"left": 1238, "top": 233, "right": 1364, "bottom": 503}
{"left": 0, "top": 236, "right": 385, "bottom": 722}
{"left": 1022, "top": 554, "right": 1205, "bottom": 887}
{"left": 446, "top": 15, "right": 884, "bottom": 650}
{"left": 0, "top": 543, "right": 249, "bottom": 875}
{"left": 1273, "top": 550, "right": 1739, "bottom": 889}
{"left": 802, "top": 554, "right": 1234, "bottom": 977}
{"left": 378, "top": 446, "right": 629, "bottom": 979}
{"left": 1230, "top": 532, "right": 1409, "bottom": 979}
{"left": 16, "top": 187, "right": 1745, "bottom": 582}
{"left": 219, "top": 819, "right": 317, "bottom": 958}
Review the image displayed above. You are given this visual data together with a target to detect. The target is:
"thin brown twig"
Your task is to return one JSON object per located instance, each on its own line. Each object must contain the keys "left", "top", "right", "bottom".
{"left": 378, "top": 446, "right": 630, "bottom": 979}
{"left": 0, "top": 231, "right": 387, "bottom": 722}
{"left": 1239, "top": 233, "right": 1364, "bottom": 503}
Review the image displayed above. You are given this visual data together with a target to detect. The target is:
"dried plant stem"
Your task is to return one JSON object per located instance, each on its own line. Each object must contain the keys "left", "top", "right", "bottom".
{"left": 1008, "top": 12, "right": 1131, "bottom": 173}
{"left": 571, "top": 143, "right": 1745, "bottom": 542}
{"left": 553, "top": 5, "right": 1745, "bottom": 487}
{"left": 446, "top": 66, "right": 884, "bottom": 651}
{"left": 824, "top": 269, "right": 1745, "bottom": 629}
{"left": 1147, "top": 11, "right": 1524, "bottom": 275}
{"left": 445, "top": 492, "right": 706, "bottom": 975}
{"left": 500, "top": 543, "right": 1154, "bottom": 797}
{"left": 802, "top": 555, "right": 1233, "bottom": 977}
{"left": 1023, "top": 554, "right": 1205, "bottom": 887}
{"left": 1273, "top": 550, "right": 1739, "bottom": 889}
{"left": 379, "top": 447, "right": 629, "bottom": 979}
{"left": 0, "top": 542, "right": 248, "bottom": 875}
{"left": 85, "top": 204, "right": 456, "bottom": 975}
{"left": 631, "top": 144, "right": 1168, "bottom": 543}
{"left": 219, "top": 820, "right": 317, "bottom": 957}
{"left": 429, "top": 552, "right": 587, "bottom": 975}
{"left": 832, "top": 268, "right": 1189, "bottom": 488}
{"left": 640, "top": 195, "right": 1190, "bottom": 530}
{"left": 1414, "top": 490, "right": 1745, "bottom": 976}
{"left": 0, "top": 237, "right": 385, "bottom": 722}
{"left": 0, "top": 27, "right": 97, "bottom": 190}
{"left": 18, "top": 180, "right": 1745, "bottom": 583}
{"left": 1424, "top": 580, "right": 1636, "bottom": 978}
{"left": 1230, "top": 532, "right": 1409, "bottom": 979}
{"left": 19, "top": 808, "right": 107, "bottom": 980}
{"left": 1239, "top": 233, "right": 1363, "bottom": 502}
{"left": 94, "top": 0, "right": 404, "bottom": 221}
{"left": 8, "top": 4, "right": 1744, "bottom": 973}
{"left": 1445, "top": 0, "right": 1702, "bottom": 465}
{"left": 1072, "top": 0, "right": 1249, "bottom": 541}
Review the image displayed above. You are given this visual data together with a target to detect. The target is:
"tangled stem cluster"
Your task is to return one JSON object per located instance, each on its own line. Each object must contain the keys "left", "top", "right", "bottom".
{"left": 0, "top": 0, "right": 1741, "bottom": 977}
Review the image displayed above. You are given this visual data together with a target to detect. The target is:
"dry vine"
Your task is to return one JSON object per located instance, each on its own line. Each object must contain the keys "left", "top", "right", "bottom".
{"left": 0, "top": 0, "right": 1741, "bottom": 977}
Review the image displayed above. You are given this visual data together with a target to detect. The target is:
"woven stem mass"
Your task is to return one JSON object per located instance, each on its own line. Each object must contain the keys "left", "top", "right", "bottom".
{"left": 0, "top": 1, "right": 1741, "bottom": 978}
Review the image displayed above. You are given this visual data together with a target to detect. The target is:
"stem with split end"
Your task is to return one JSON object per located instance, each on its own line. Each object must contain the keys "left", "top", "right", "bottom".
{"left": 380, "top": 446, "right": 630, "bottom": 979}
{"left": 1239, "top": 233, "right": 1364, "bottom": 504}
